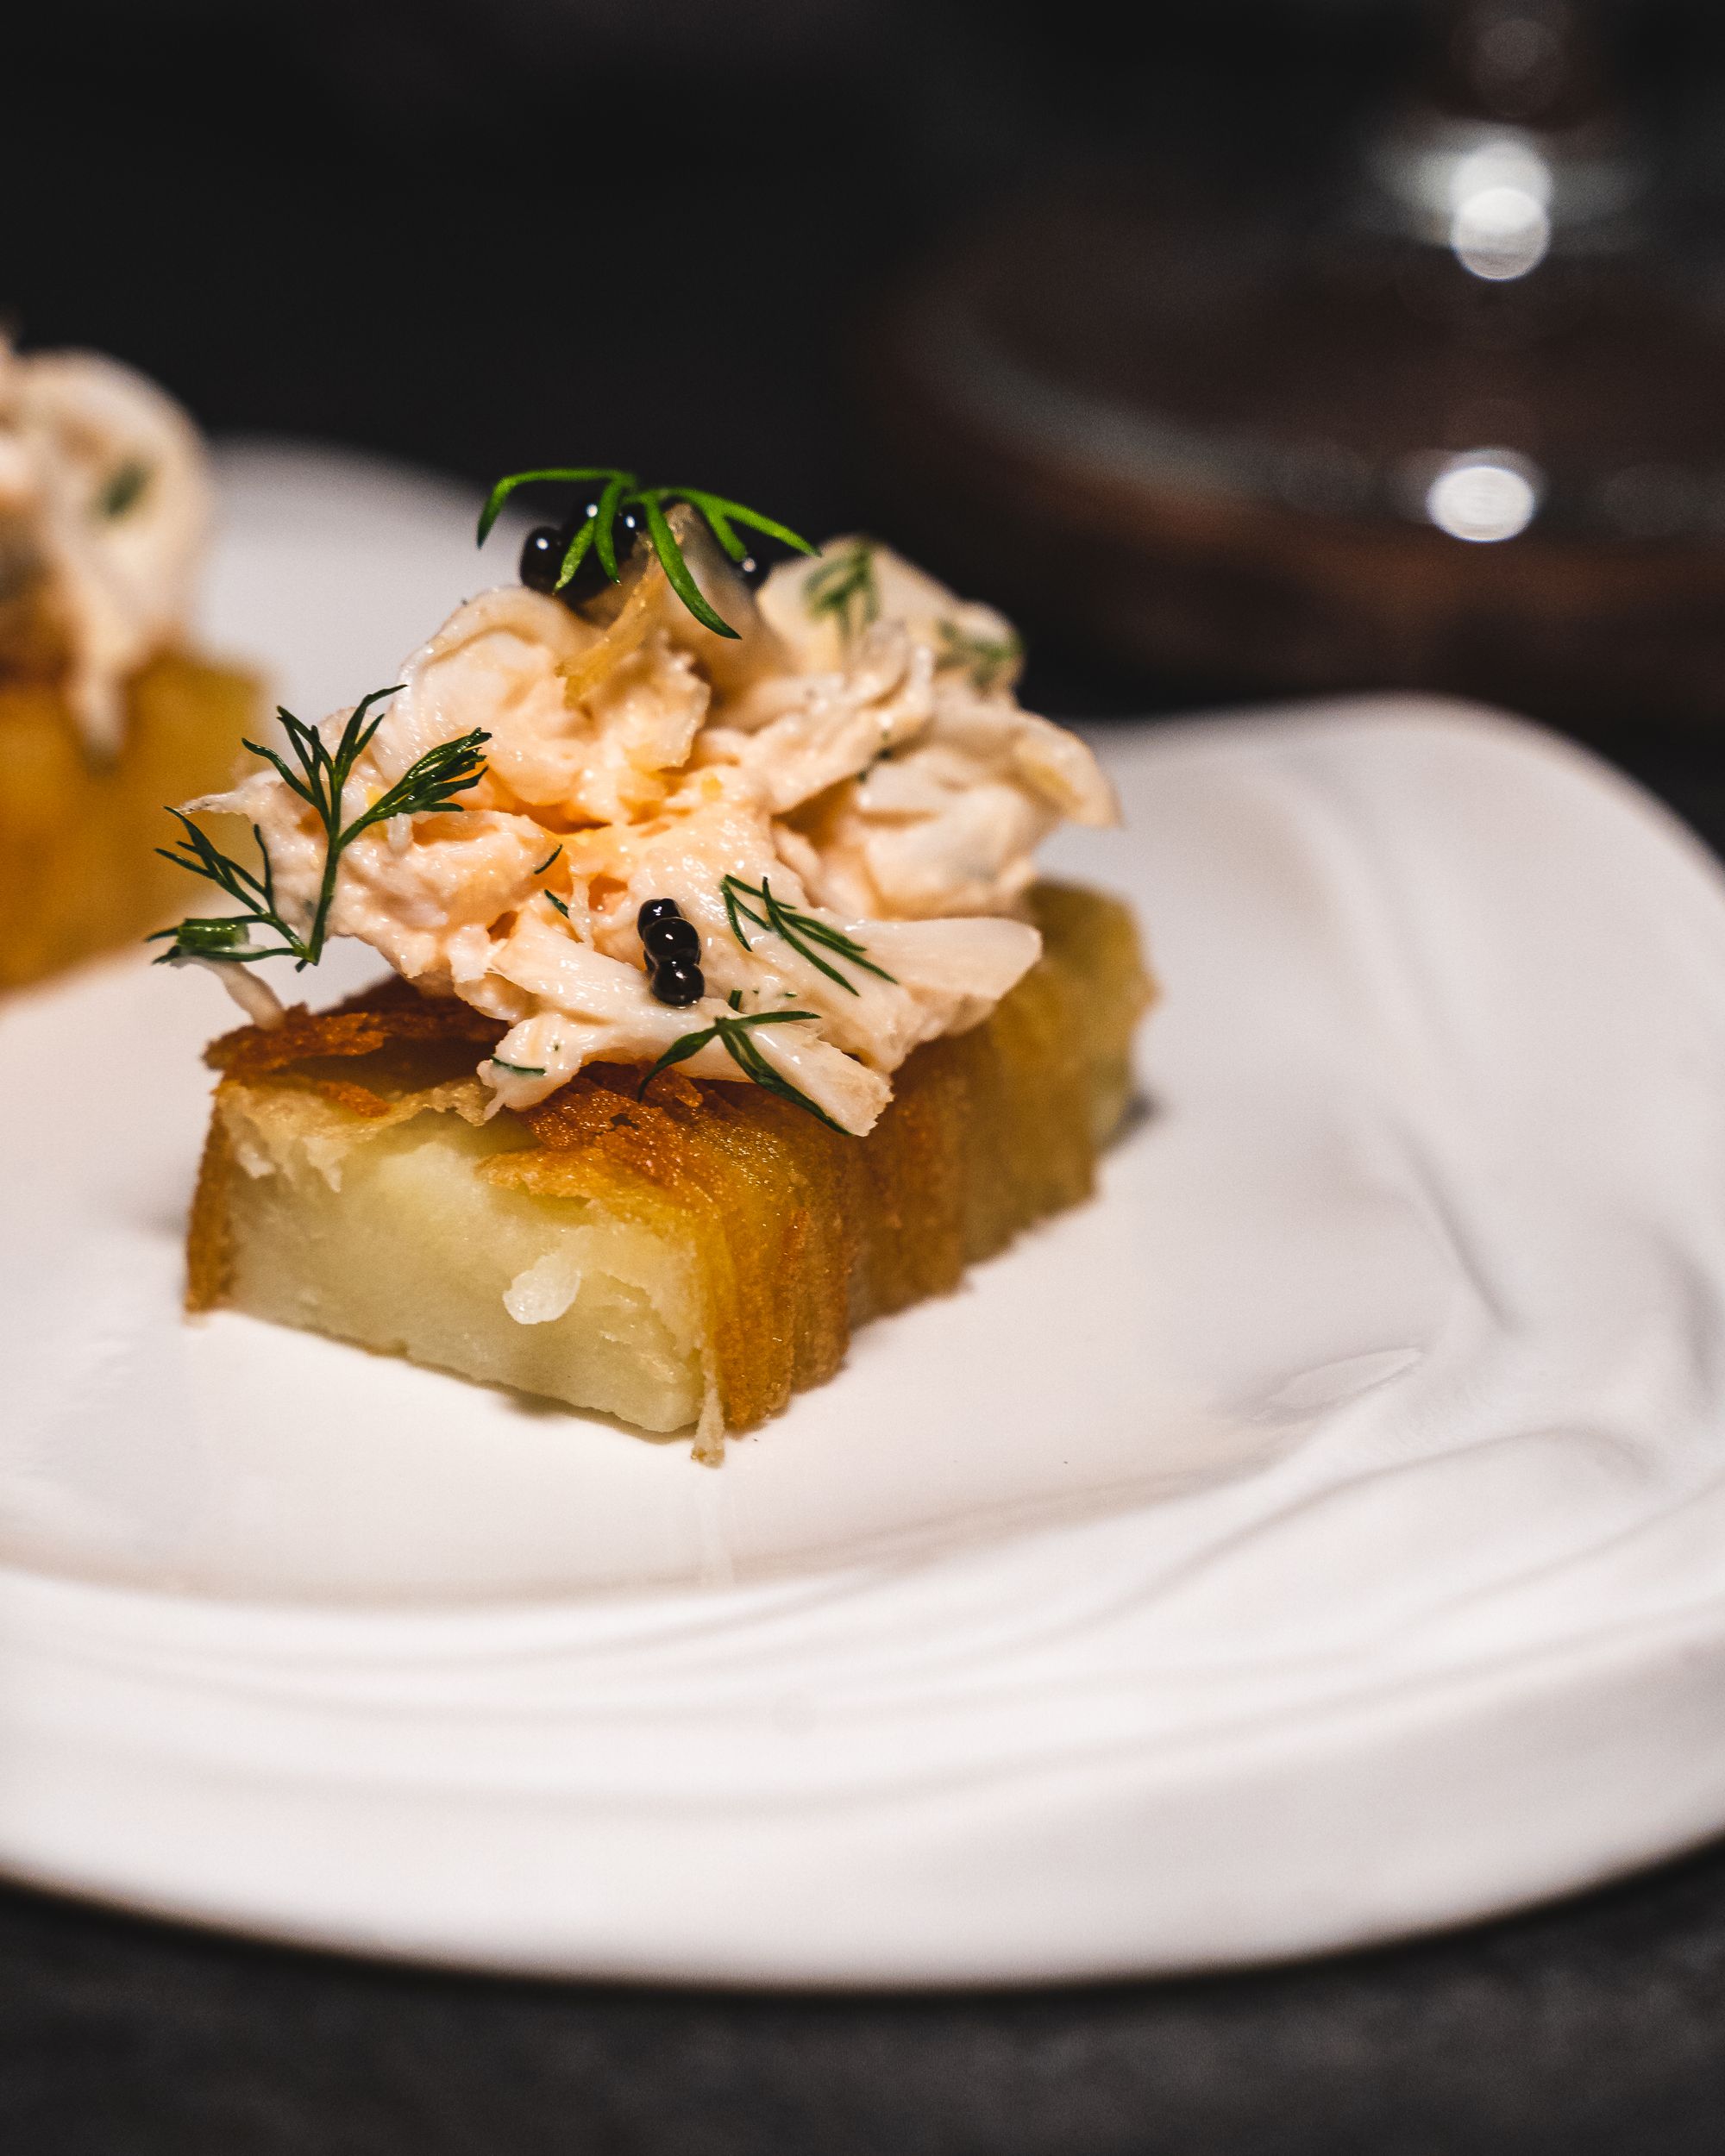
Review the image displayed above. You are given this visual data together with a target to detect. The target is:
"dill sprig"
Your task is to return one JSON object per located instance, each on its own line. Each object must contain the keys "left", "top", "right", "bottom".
{"left": 720, "top": 874, "right": 894, "bottom": 996}
{"left": 99, "top": 458, "right": 152, "bottom": 519}
{"left": 637, "top": 1007, "right": 845, "bottom": 1131}
{"left": 802, "top": 542, "right": 878, "bottom": 646}
{"left": 475, "top": 467, "right": 813, "bottom": 640}
{"left": 152, "top": 687, "right": 490, "bottom": 971}
{"left": 935, "top": 619, "right": 1022, "bottom": 693}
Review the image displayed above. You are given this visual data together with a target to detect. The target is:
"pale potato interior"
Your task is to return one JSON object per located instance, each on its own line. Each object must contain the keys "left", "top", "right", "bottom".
{"left": 217, "top": 1093, "right": 705, "bottom": 1433}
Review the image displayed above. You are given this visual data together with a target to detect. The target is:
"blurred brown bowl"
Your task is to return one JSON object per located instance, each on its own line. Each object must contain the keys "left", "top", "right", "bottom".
{"left": 862, "top": 179, "right": 1725, "bottom": 738}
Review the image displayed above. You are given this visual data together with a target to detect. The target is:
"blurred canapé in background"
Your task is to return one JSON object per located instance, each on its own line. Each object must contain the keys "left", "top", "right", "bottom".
{"left": 11, "top": 0, "right": 1725, "bottom": 732}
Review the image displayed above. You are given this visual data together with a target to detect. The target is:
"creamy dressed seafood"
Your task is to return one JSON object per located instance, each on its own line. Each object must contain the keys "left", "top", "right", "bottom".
{"left": 179, "top": 511, "right": 1116, "bottom": 1137}
{"left": 0, "top": 337, "right": 210, "bottom": 752}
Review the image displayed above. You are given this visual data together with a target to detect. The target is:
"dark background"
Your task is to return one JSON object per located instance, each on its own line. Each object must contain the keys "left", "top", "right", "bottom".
{"left": 11, "top": 0, "right": 1718, "bottom": 718}
{"left": 13, "top": 0, "right": 1725, "bottom": 728}
{"left": 11, "top": 3, "right": 1725, "bottom": 2148}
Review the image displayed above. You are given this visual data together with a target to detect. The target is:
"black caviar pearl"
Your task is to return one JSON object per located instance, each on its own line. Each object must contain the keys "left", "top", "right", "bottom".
{"left": 643, "top": 914, "right": 700, "bottom": 963}
{"left": 550, "top": 502, "right": 611, "bottom": 605}
{"left": 637, "top": 897, "right": 682, "bottom": 935}
{"left": 612, "top": 505, "right": 643, "bottom": 561}
{"left": 519, "top": 524, "right": 564, "bottom": 592}
{"left": 527, "top": 504, "right": 647, "bottom": 610}
{"left": 652, "top": 957, "right": 706, "bottom": 1006}
{"left": 737, "top": 533, "right": 800, "bottom": 588}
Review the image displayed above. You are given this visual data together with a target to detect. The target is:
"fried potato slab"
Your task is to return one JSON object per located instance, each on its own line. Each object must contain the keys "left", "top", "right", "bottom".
{"left": 0, "top": 652, "right": 259, "bottom": 988}
{"left": 188, "top": 882, "right": 1151, "bottom": 1453}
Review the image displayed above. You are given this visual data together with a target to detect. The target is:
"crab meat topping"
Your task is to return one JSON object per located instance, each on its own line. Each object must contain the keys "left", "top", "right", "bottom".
{"left": 192, "top": 523, "right": 1116, "bottom": 1135}
{"left": 0, "top": 335, "right": 211, "bottom": 752}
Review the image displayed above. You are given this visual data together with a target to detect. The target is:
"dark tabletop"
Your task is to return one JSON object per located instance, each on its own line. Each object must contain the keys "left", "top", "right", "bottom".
{"left": 10, "top": 8, "right": 1725, "bottom": 2149}
{"left": 7, "top": 1841, "right": 1725, "bottom": 2156}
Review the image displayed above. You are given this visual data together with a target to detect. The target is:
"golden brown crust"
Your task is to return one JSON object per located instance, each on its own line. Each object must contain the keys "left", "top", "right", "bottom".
{"left": 0, "top": 552, "right": 72, "bottom": 680}
{"left": 191, "top": 881, "right": 1153, "bottom": 1435}
{"left": 0, "top": 649, "right": 260, "bottom": 989}
{"left": 203, "top": 976, "right": 506, "bottom": 1076}
{"left": 185, "top": 1111, "right": 235, "bottom": 1314}
{"left": 204, "top": 980, "right": 509, "bottom": 1120}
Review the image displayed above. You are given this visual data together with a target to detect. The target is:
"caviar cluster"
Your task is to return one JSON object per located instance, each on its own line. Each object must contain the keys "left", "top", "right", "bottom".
{"left": 639, "top": 899, "right": 705, "bottom": 1006}
{"left": 519, "top": 498, "right": 775, "bottom": 611}
{"left": 519, "top": 502, "right": 639, "bottom": 607}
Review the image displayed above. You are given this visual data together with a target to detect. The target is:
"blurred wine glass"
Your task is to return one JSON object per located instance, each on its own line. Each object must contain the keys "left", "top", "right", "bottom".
{"left": 869, "top": 0, "right": 1725, "bottom": 736}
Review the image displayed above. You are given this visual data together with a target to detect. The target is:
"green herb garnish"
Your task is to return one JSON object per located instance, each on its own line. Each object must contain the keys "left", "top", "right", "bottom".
{"left": 532, "top": 845, "right": 563, "bottom": 875}
{"left": 802, "top": 542, "right": 877, "bottom": 646}
{"left": 935, "top": 619, "right": 1021, "bottom": 693}
{"left": 543, "top": 891, "right": 570, "bottom": 919}
{"left": 476, "top": 467, "right": 813, "bottom": 640}
{"left": 720, "top": 874, "right": 894, "bottom": 996}
{"left": 162, "top": 915, "right": 255, "bottom": 958}
{"left": 637, "top": 1008, "right": 844, "bottom": 1131}
{"left": 99, "top": 459, "right": 151, "bottom": 519}
{"left": 490, "top": 1058, "right": 547, "bottom": 1077}
{"left": 152, "top": 688, "right": 490, "bottom": 971}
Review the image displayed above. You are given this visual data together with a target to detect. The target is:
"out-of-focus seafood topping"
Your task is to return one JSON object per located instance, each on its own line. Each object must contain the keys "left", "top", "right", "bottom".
{"left": 0, "top": 336, "right": 211, "bottom": 751}
{"left": 185, "top": 517, "right": 1117, "bottom": 1136}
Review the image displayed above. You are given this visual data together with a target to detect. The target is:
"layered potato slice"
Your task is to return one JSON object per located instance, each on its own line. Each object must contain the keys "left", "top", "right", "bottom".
{"left": 188, "top": 882, "right": 1151, "bottom": 1452}
{"left": 0, "top": 652, "right": 258, "bottom": 988}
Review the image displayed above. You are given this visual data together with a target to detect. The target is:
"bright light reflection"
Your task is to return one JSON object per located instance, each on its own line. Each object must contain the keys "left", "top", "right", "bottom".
{"left": 1425, "top": 452, "right": 1541, "bottom": 542}
{"left": 1448, "top": 140, "right": 1553, "bottom": 281}
{"left": 1452, "top": 185, "right": 1551, "bottom": 279}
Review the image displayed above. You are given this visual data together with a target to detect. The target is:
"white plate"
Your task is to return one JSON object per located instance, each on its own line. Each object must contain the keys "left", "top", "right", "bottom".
{"left": 4, "top": 447, "right": 1725, "bottom": 1985}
